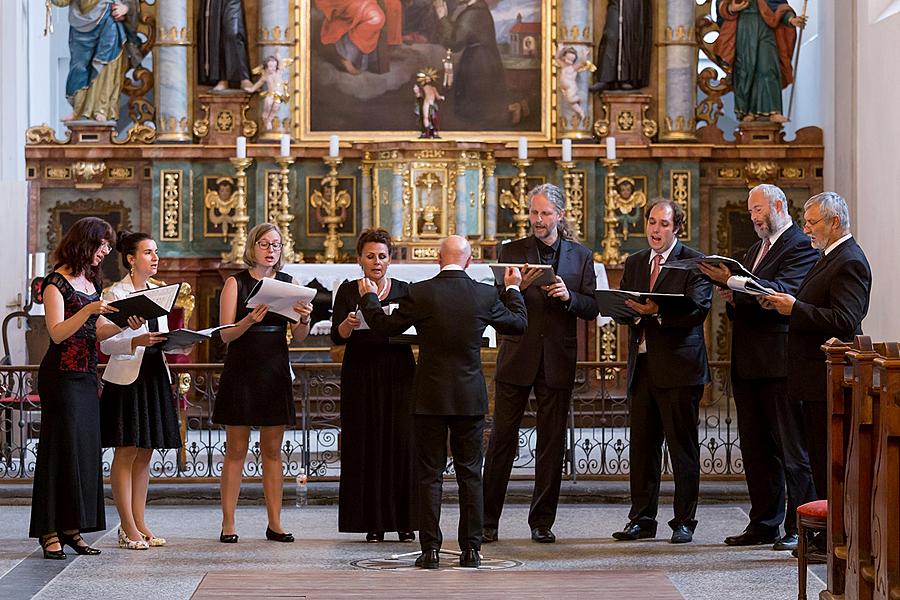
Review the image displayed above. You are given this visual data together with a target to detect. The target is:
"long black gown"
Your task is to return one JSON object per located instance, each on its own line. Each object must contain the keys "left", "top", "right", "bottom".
{"left": 332, "top": 278, "right": 417, "bottom": 533}
{"left": 213, "top": 270, "right": 296, "bottom": 427}
{"left": 29, "top": 272, "right": 106, "bottom": 538}
{"left": 595, "top": 0, "right": 652, "bottom": 90}
{"left": 197, "top": 0, "right": 251, "bottom": 87}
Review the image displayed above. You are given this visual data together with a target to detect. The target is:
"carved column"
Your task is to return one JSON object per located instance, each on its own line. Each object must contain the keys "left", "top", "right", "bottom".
{"left": 390, "top": 164, "right": 404, "bottom": 240}
{"left": 484, "top": 154, "right": 497, "bottom": 240}
{"left": 455, "top": 164, "right": 467, "bottom": 237}
{"left": 558, "top": 0, "right": 593, "bottom": 139}
{"left": 360, "top": 160, "right": 372, "bottom": 231}
{"left": 258, "top": 0, "right": 292, "bottom": 139}
{"left": 659, "top": 0, "right": 697, "bottom": 141}
{"left": 155, "top": 0, "right": 191, "bottom": 142}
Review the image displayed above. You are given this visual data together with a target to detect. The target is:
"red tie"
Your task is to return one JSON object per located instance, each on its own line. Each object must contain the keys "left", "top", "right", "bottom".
{"left": 752, "top": 238, "right": 771, "bottom": 273}
{"left": 649, "top": 254, "right": 662, "bottom": 290}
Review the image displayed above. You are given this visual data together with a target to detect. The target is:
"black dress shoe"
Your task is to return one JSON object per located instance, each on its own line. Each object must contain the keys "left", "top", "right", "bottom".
{"left": 39, "top": 534, "right": 67, "bottom": 560}
{"left": 366, "top": 532, "right": 384, "bottom": 543}
{"left": 724, "top": 529, "right": 780, "bottom": 546}
{"left": 773, "top": 533, "right": 799, "bottom": 551}
{"left": 670, "top": 525, "right": 693, "bottom": 544}
{"left": 531, "top": 527, "right": 556, "bottom": 543}
{"left": 459, "top": 548, "right": 481, "bottom": 568}
{"left": 397, "top": 531, "right": 415, "bottom": 542}
{"left": 59, "top": 531, "right": 101, "bottom": 555}
{"left": 415, "top": 549, "right": 440, "bottom": 569}
{"left": 482, "top": 527, "right": 498, "bottom": 543}
{"left": 612, "top": 522, "right": 657, "bottom": 541}
{"left": 266, "top": 527, "right": 294, "bottom": 543}
{"left": 219, "top": 530, "right": 239, "bottom": 543}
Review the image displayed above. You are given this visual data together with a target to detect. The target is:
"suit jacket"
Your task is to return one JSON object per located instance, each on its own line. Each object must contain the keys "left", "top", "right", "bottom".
{"left": 726, "top": 223, "right": 819, "bottom": 380}
{"left": 787, "top": 237, "right": 871, "bottom": 404}
{"left": 619, "top": 241, "right": 713, "bottom": 390}
{"left": 100, "top": 276, "right": 179, "bottom": 386}
{"left": 494, "top": 236, "right": 599, "bottom": 390}
{"left": 361, "top": 269, "right": 527, "bottom": 416}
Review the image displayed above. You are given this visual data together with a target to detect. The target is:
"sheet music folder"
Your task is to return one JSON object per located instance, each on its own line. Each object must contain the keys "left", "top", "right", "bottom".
{"left": 489, "top": 263, "right": 556, "bottom": 287}
{"left": 106, "top": 283, "right": 181, "bottom": 328}
{"left": 156, "top": 324, "right": 235, "bottom": 352}
{"left": 594, "top": 289, "right": 697, "bottom": 320}
{"left": 662, "top": 255, "right": 758, "bottom": 280}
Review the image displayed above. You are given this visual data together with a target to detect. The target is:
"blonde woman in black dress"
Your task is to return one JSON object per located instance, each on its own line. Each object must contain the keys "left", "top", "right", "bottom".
{"left": 99, "top": 231, "right": 189, "bottom": 550}
{"left": 29, "top": 217, "right": 124, "bottom": 559}
{"left": 213, "top": 223, "right": 312, "bottom": 543}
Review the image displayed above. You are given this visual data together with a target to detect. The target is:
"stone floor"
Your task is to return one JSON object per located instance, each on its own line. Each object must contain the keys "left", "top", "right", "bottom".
{"left": 0, "top": 494, "right": 825, "bottom": 600}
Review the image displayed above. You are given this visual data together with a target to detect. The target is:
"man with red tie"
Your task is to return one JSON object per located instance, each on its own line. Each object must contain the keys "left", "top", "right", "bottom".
{"left": 699, "top": 184, "right": 818, "bottom": 552}
{"left": 611, "top": 198, "right": 712, "bottom": 544}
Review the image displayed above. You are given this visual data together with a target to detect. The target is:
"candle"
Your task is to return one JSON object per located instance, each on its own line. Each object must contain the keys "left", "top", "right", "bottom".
{"left": 605, "top": 136, "right": 616, "bottom": 160}
{"left": 280, "top": 134, "right": 291, "bottom": 157}
{"left": 34, "top": 252, "right": 46, "bottom": 277}
{"left": 329, "top": 134, "right": 340, "bottom": 158}
{"left": 517, "top": 137, "right": 528, "bottom": 160}
{"left": 562, "top": 139, "right": 572, "bottom": 162}
{"left": 236, "top": 136, "right": 247, "bottom": 159}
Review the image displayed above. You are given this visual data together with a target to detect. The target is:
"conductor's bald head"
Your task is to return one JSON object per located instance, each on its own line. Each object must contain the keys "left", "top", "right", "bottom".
{"left": 438, "top": 235, "right": 472, "bottom": 269}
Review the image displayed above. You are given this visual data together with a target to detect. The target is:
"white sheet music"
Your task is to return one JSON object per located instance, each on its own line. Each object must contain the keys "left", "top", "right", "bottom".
{"left": 130, "top": 283, "right": 180, "bottom": 311}
{"left": 246, "top": 277, "right": 316, "bottom": 321}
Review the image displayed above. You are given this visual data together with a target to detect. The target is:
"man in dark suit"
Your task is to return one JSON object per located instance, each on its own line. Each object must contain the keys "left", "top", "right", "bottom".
{"left": 481, "top": 183, "right": 599, "bottom": 544}
{"left": 699, "top": 184, "right": 818, "bottom": 551}
{"left": 760, "top": 192, "right": 872, "bottom": 505}
{"left": 612, "top": 198, "right": 712, "bottom": 544}
{"left": 359, "top": 235, "right": 527, "bottom": 570}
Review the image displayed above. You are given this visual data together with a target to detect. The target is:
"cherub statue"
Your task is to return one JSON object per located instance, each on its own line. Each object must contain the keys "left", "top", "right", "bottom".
{"left": 248, "top": 54, "right": 293, "bottom": 130}
{"left": 413, "top": 67, "right": 444, "bottom": 139}
{"left": 555, "top": 45, "right": 596, "bottom": 124}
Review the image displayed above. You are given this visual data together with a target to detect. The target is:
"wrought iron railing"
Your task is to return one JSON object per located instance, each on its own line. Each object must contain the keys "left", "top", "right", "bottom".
{"left": 0, "top": 361, "right": 740, "bottom": 481}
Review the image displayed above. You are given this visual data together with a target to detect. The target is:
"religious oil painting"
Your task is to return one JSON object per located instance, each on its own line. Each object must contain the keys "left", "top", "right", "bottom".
{"left": 300, "top": 0, "right": 553, "bottom": 140}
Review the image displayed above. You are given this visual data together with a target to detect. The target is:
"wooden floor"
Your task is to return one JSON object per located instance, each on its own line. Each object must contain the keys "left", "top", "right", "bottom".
{"left": 191, "top": 570, "right": 684, "bottom": 599}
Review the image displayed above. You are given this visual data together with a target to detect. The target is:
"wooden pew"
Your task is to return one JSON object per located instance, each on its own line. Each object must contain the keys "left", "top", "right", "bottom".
{"left": 871, "top": 343, "right": 900, "bottom": 600}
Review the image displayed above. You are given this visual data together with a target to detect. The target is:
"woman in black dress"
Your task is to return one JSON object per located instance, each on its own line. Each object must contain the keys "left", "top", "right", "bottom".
{"left": 29, "top": 217, "right": 124, "bottom": 559}
{"left": 213, "top": 223, "right": 312, "bottom": 543}
{"left": 99, "top": 231, "right": 186, "bottom": 550}
{"left": 332, "top": 229, "right": 417, "bottom": 542}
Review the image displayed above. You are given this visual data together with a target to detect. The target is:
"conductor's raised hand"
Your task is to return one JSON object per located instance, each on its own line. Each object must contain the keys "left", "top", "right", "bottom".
{"left": 126, "top": 316, "right": 147, "bottom": 331}
{"left": 246, "top": 304, "right": 269, "bottom": 323}
{"left": 357, "top": 277, "right": 377, "bottom": 296}
{"left": 541, "top": 276, "right": 570, "bottom": 302}
{"left": 503, "top": 266, "right": 522, "bottom": 288}
{"left": 624, "top": 298, "right": 659, "bottom": 316}
{"left": 519, "top": 264, "right": 544, "bottom": 290}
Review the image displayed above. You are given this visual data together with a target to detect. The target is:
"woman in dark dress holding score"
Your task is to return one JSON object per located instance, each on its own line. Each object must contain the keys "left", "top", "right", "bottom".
{"left": 332, "top": 228, "right": 417, "bottom": 542}
{"left": 99, "top": 231, "right": 187, "bottom": 550}
{"left": 30, "top": 217, "right": 124, "bottom": 559}
{"left": 213, "top": 223, "right": 313, "bottom": 543}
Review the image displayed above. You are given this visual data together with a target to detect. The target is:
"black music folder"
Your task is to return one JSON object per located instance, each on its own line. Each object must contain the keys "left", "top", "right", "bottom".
{"left": 106, "top": 283, "right": 181, "bottom": 328}
{"left": 594, "top": 289, "right": 698, "bottom": 320}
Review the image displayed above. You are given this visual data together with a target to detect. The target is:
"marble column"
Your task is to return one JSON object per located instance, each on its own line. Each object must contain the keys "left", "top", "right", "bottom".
{"left": 156, "top": 0, "right": 190, "bottom": 142}
{"left": 455, "top": 167, "right": 467, "bottom": 237}
{"left": 359, "top": 162, "right": 372, "bottom": 231}
{"left": 660, "top": 0, "right": 697, "bottom": 141}
{"left": 484, "top": 156, "right": 497, "bottom": 240}
{"left": 258, "top": 0, "right": 293, "bottom": 140}
{"left": 557, "top": 0, "right": 593, "bottom": 139}
{"left": 390, "top": 165, "right": 404, "bottom": 240}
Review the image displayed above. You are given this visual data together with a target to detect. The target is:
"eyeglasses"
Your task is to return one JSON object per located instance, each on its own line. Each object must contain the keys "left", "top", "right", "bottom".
{"left": 256, "top": 241, "right": 283, "bottom": 251}
{"left": 804, "top": 217, "right": 825, "bottom": 228}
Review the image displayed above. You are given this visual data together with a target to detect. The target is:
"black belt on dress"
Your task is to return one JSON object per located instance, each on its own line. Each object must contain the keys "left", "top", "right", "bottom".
{"left": 247, "top": 325, "right": 283, "bottom": 333}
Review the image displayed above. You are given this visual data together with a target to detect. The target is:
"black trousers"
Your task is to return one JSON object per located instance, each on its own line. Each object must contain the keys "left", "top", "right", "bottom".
{"left": 734, "top": 375, "right": 818, "bottom": 534}
{"left": 414, "top": 414, "right": 484, "bottom": 552}
{"left": 628, "top": 355, "right": 703, "bottom": 531}
{"left": 483, "top": 375, "right": 572, "bottom": 530}
{"left": 802, "top": 401, "right": 828, "bottom": 501}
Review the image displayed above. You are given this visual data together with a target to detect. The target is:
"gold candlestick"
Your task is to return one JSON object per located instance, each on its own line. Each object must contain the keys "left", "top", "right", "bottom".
{"left": 222, "top": 157, "right": 253, "bottom": 263}
{"left": 594, "top": 158, "right": 628, "bottom": 265}
{"left": 310, "top": 156, "right": 350, "bottom": 263}
{"left": 499, "top": 158, "right": 532, "bottom": 239}
{"left": 557, "top": 160, "right": 584, "bottom": 241}
{"left": 274, "top": 157, "right": 301, "bottom": 263}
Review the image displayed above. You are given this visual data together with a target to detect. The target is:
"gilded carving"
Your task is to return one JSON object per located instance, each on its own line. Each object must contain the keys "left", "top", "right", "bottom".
{"left": 72, "top": 161, "right": 107, "bottom": 189}
{"left": 112, "top": 123, "right": 157, "bottom": 145}
{"left": 160, "top": 170, "right": 182, "bottom": 241}
{"left": 617, "top": 111, "right": 635, "bottom": 131}
{"left": 670, "top": 170, "right": 692, "bottom": 240}
{"left": 193, "top": 104, "right": 210, "bottom": 138}
{"left": 780, "top": 166, "right": 805, "bottom": 179}
{"left": 592, "top": 103, "right": 610, "bottom": 138}
{"left": 718, "top": 167, "right": 742, "bottom": 179}
{"left": 45, "top": 166, "right": 72, "bottom": 180}
{"left": 641, "top": 104, "right": 658, "bottom": 138}
{"left": 215, "top": 110, "right": 235, "bottom": 133}
{"left": 241, "top": 104, "right": 258, "bottom": 138}
{"left": 108, "top": 167, "right": 134, "bottom": 179}
{"left": 26, "top": 124, "right": 70, "bottom": 145}
{"left": 744, "top": 160, "right": 779, "bottom": 186}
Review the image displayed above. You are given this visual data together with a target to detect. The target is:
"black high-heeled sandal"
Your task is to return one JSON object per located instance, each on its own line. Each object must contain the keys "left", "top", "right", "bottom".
{"left": 219, "top": 530, "right": 239, "bottom": 543}
{"left": 39, "top": 533, "right": 67, "bottom": 560}
{"left": 59, "top": 531, "right": 101, "bottom": 555}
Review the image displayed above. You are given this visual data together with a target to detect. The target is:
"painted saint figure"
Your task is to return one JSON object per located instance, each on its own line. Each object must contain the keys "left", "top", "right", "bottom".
{"left": 314, "top": 0, "right": 402, "bottom": 75}
{"left": 589, "top": 0, "right": 652, "bottom": 93}
{"left": 197, "top": 0, "right": 253, "bottom": 91}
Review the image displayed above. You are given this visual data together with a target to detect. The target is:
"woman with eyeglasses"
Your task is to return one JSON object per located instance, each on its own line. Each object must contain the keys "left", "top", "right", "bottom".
{"left": 331, "top": 228, "right": 417, "bottom": 542}
{"left": 30, "top": 217, "right": 123, "bottom": 559}
{"left": 212, "top": 223, "right": 312, "bottom": 543}
{"left": 98, "top": 231, "right": 188, "bottom": 550}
